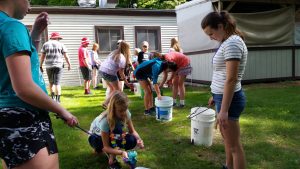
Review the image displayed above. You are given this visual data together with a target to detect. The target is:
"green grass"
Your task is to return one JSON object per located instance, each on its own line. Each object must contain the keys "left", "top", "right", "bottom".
{"left": 2, "top": 82, "right": 300, "bottom": 169}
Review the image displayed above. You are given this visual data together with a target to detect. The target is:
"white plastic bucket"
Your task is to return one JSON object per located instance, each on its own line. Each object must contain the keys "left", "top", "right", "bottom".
{"left": 155, "top": 96, "right": 173, "bottom": 122}
{"left": 190, "top": 107, "right": 216, "bottom": 146}
{"left": 133, "top": 83, "right": 141, "bottom": 96}
{"left": 102, "top": 78, "right": 107, "bottom": 88}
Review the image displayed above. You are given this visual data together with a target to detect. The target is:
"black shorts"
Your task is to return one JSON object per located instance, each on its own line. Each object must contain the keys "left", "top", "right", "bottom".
{"left": 80, "top": 66, "right": 92, "bottom": 80}
{"left": 46, "top": 67, "right": 63, "bottom": 85}
{"left": 0, "top": 107, "right": 58, "bottom": 168}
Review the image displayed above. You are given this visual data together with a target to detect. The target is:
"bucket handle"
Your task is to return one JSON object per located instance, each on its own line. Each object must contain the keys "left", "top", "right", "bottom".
{"left": 187, "top": 106, "right": 210, "bottom": 119}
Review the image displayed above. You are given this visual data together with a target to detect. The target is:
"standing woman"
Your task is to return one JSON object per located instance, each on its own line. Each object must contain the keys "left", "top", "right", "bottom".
{"left": 0, "top": 1, "right": 78, "bottom": 169}
{"left": 202, "top": 11, "right": 247, "bottom": 169}
{"left": 168, "top": 37, "right": 183, "bottom": 53}
{"left": 159, "top": 52, "right": 192, "bottom": 107}
{"left": 90, "top": 43, "right": 101, "bottom": 89}
{"left": 99, "top": 41, "right": 132, "bottom": 108}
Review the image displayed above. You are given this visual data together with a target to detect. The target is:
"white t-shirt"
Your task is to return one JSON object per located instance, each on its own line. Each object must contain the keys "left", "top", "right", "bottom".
{"left": 100, "top": 51, "right": 126, "bottom": 75}
{"left": 211, "top": 35, "right": 248, "bottom": 94}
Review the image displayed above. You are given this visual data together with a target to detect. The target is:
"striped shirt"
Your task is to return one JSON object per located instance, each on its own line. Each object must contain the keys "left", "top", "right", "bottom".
{"left": 41, "top": 40, "right": 68, "bottom": 68}
{"left": 211, "top": 35, "right": 248, "bottom": 94}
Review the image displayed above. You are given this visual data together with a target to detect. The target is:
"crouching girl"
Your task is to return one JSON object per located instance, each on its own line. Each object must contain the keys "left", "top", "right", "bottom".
{"left": 88, "top": 91, "right": 144, "bottom": 169}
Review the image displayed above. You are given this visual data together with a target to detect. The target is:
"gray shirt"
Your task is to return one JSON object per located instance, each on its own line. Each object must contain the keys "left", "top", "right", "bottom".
{"left": 41, "top": 40, "right": 68, "bottom": 68}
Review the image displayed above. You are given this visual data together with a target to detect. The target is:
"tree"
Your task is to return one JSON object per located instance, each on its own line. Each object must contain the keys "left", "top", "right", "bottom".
{"left": 31, "top": 0, "right": 187, "bottom": 9}
{"left": 117, "top": 0, "right": 187, "bottom": 9}
{"left": 31, "top": 0, "right": 81, "bottom": 6}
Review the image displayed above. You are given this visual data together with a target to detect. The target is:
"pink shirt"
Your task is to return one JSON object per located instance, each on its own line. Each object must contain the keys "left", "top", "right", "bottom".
{"left": 78, "top": 46, "right": 89, "bottom": 67}
{"left": 165, "top": 52, "right": 190, "bottom": 68}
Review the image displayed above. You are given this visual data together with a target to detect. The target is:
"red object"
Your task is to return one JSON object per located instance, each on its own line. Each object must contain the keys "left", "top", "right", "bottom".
{"left": 81, "top": 37, "right": 90, "bottom": 45}
{"left": 50, "top": 32, "right": 62, "bottom": 39}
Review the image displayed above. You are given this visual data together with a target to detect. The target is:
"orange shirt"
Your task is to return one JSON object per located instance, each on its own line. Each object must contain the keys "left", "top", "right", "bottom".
{"left": 164, "top": 52, "right": 190, "bottom": 68}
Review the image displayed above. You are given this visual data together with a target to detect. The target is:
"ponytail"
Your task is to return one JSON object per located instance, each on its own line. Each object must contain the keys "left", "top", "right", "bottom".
{"left": 201, "top": 11, "right": 244, "bottom": 40}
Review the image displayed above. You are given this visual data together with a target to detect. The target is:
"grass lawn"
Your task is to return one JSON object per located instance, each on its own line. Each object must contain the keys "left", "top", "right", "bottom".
{"left": 2, "top": 81, "right": 300, "bottom": 169}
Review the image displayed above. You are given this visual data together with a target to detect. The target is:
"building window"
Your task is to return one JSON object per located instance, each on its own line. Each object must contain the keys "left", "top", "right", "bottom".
{"left": 95, "top": 26, "right": 124, "bottom": 53}
{"left": 26, "top": 25, "right": 48, "bottom": 52}
{"left": 135, "top": 26, "right": 161, "bottom": 52}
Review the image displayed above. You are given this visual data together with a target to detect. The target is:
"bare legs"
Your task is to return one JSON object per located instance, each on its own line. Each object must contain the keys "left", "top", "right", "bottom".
{"left": 102, "top": 80, "right": 121, "bottom": 106}
{"left": 92, "top": 68, "right": 98, "bottom": 89}
{"left": 220, "top": 120, "right": 246, "bottom": 169}
{"left": 172, "top": 75, "right": 187, "bottom": 105}
{"left": 139, "top": 80, "right": 153, "bottom": 111}
{"left": 3, "top": 147, "right": 59, "bottom": 169}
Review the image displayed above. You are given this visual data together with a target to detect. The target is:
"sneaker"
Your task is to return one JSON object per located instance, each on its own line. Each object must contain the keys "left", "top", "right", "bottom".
{"left": 173, "top": 103, "right": 177, "bottom": 107}
{"left": 144, "top": 110, "right": 151, "bottom": 116}
{"left": 222, "top": 165, "right": 228, "bottom": 169}
{"left": 178, "top": 104, "right": 185, "bottom": 108}
{"left": 150, "top": 107, "right": 156, "bottom": 113}
{"left": 108, "top": 160, "right": 122, "bottom": 169}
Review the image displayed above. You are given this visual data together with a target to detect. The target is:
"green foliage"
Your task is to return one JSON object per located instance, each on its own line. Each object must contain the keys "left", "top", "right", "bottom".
{"left": 31, "top": 0, "right": 186, "bottom": 8}
{"left": 31, "top": 0, "right": 48, "bottom": 5}
{"left": 31, "top": 0, "right": 79, "bottom": 6}
{"left": 47, "top": 0, "right": 78, "bottom": 6}
{"left": 117, "top": 0, "right": 187, "bottom": 9}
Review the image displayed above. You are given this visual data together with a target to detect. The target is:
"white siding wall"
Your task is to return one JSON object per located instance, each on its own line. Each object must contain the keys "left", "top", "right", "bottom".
{"left": 188, "top": 53, "right": 214, "bottom": 82}
{"left": 244, "top": 50, "right": 292, "bottom": 80}
{"left": 22, "top": 14, "right": 177, "bottom": 86}
{"left": 296, "top": 49, "right": 300, "bottom": 77}
{"left": 188, "top": 49, "right": 293, "bottom": 82}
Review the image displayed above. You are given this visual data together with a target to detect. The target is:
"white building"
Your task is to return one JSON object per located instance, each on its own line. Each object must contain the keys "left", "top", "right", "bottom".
{"left": 23, "top": 6, "right": 178, "bottom": 86}
{"left": 176, "top": 0, "right": 300, "bottom": 84}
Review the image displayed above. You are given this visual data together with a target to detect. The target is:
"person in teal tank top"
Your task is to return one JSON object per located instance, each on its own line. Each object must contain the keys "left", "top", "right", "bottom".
{"left": 0, "top": 1, "right": 78, "bottom": 169}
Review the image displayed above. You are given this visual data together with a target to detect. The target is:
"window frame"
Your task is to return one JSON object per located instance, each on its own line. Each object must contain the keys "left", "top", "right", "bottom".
{"left": 94, "top": 26, "right": 124, "bottom": 54}
{"left": 135, "top": 26, "right": 161, "bottom": 52}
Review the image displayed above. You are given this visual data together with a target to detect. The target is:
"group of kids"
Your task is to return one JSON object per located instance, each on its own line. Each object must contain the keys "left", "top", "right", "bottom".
{"left": 0, "top": 1, "right": 247, "bottom": 169}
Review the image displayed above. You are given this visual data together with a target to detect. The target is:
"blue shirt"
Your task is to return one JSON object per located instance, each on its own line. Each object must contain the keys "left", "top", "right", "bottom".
{"left": 134, "top": 58, "right": 163, "bottom": 84}
{"left": 0, "top": 11, "right": 47, "bottom": 111}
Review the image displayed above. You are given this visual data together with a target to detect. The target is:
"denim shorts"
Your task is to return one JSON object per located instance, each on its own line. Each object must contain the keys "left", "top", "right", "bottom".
{"left": 100, "top": 71, "right": 118, "bottom": 82}
{"left": 212, "top": 89, "right": 246, "bottom": 121}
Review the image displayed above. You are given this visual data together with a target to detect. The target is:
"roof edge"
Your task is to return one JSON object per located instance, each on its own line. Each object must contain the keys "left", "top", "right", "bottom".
{"left": 29, "top": 6, "right": 176, "bottom": 17}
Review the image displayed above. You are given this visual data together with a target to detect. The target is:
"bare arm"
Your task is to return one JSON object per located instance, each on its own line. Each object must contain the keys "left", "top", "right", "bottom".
{"left": 127, "top": 119, "right": 144, "bottom": 149}
{"left": 153, "top": 83, "right": 161, "bottom": 100}
{"left": 118, "top": 68, "right": 131, "bottom": 87}
{"left": 6, "top": 52, "right": 78, "bottom": 126}
{"left": 159, "top": 70, "right": 168, "bottom": 88}
{"left": 31, "top": 12, "right": 49, "bottom": 49}
{"left": 63, "top": 53, "right": 71, "bottom": 71}
{"left": 39, "top": 53, "right": 45, "bottom": 72}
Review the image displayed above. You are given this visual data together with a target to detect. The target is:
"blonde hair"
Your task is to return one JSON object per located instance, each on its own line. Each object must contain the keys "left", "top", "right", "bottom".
{"left": 112, "top": 41, "right": 131, "bottom": 65}
{"left": 170, "top": 37, "right": 181, "bottom": 52}
{"left": 102, "top": 91, "right": 129, "bottom": 131}
{"left": 92, "top": 43, "right": 99, "bottom": 51}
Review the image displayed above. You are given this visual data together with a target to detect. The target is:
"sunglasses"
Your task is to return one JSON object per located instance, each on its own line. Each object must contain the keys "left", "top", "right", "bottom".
{"left": 142, "top": 45, "right": 148, "bottom": 48}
